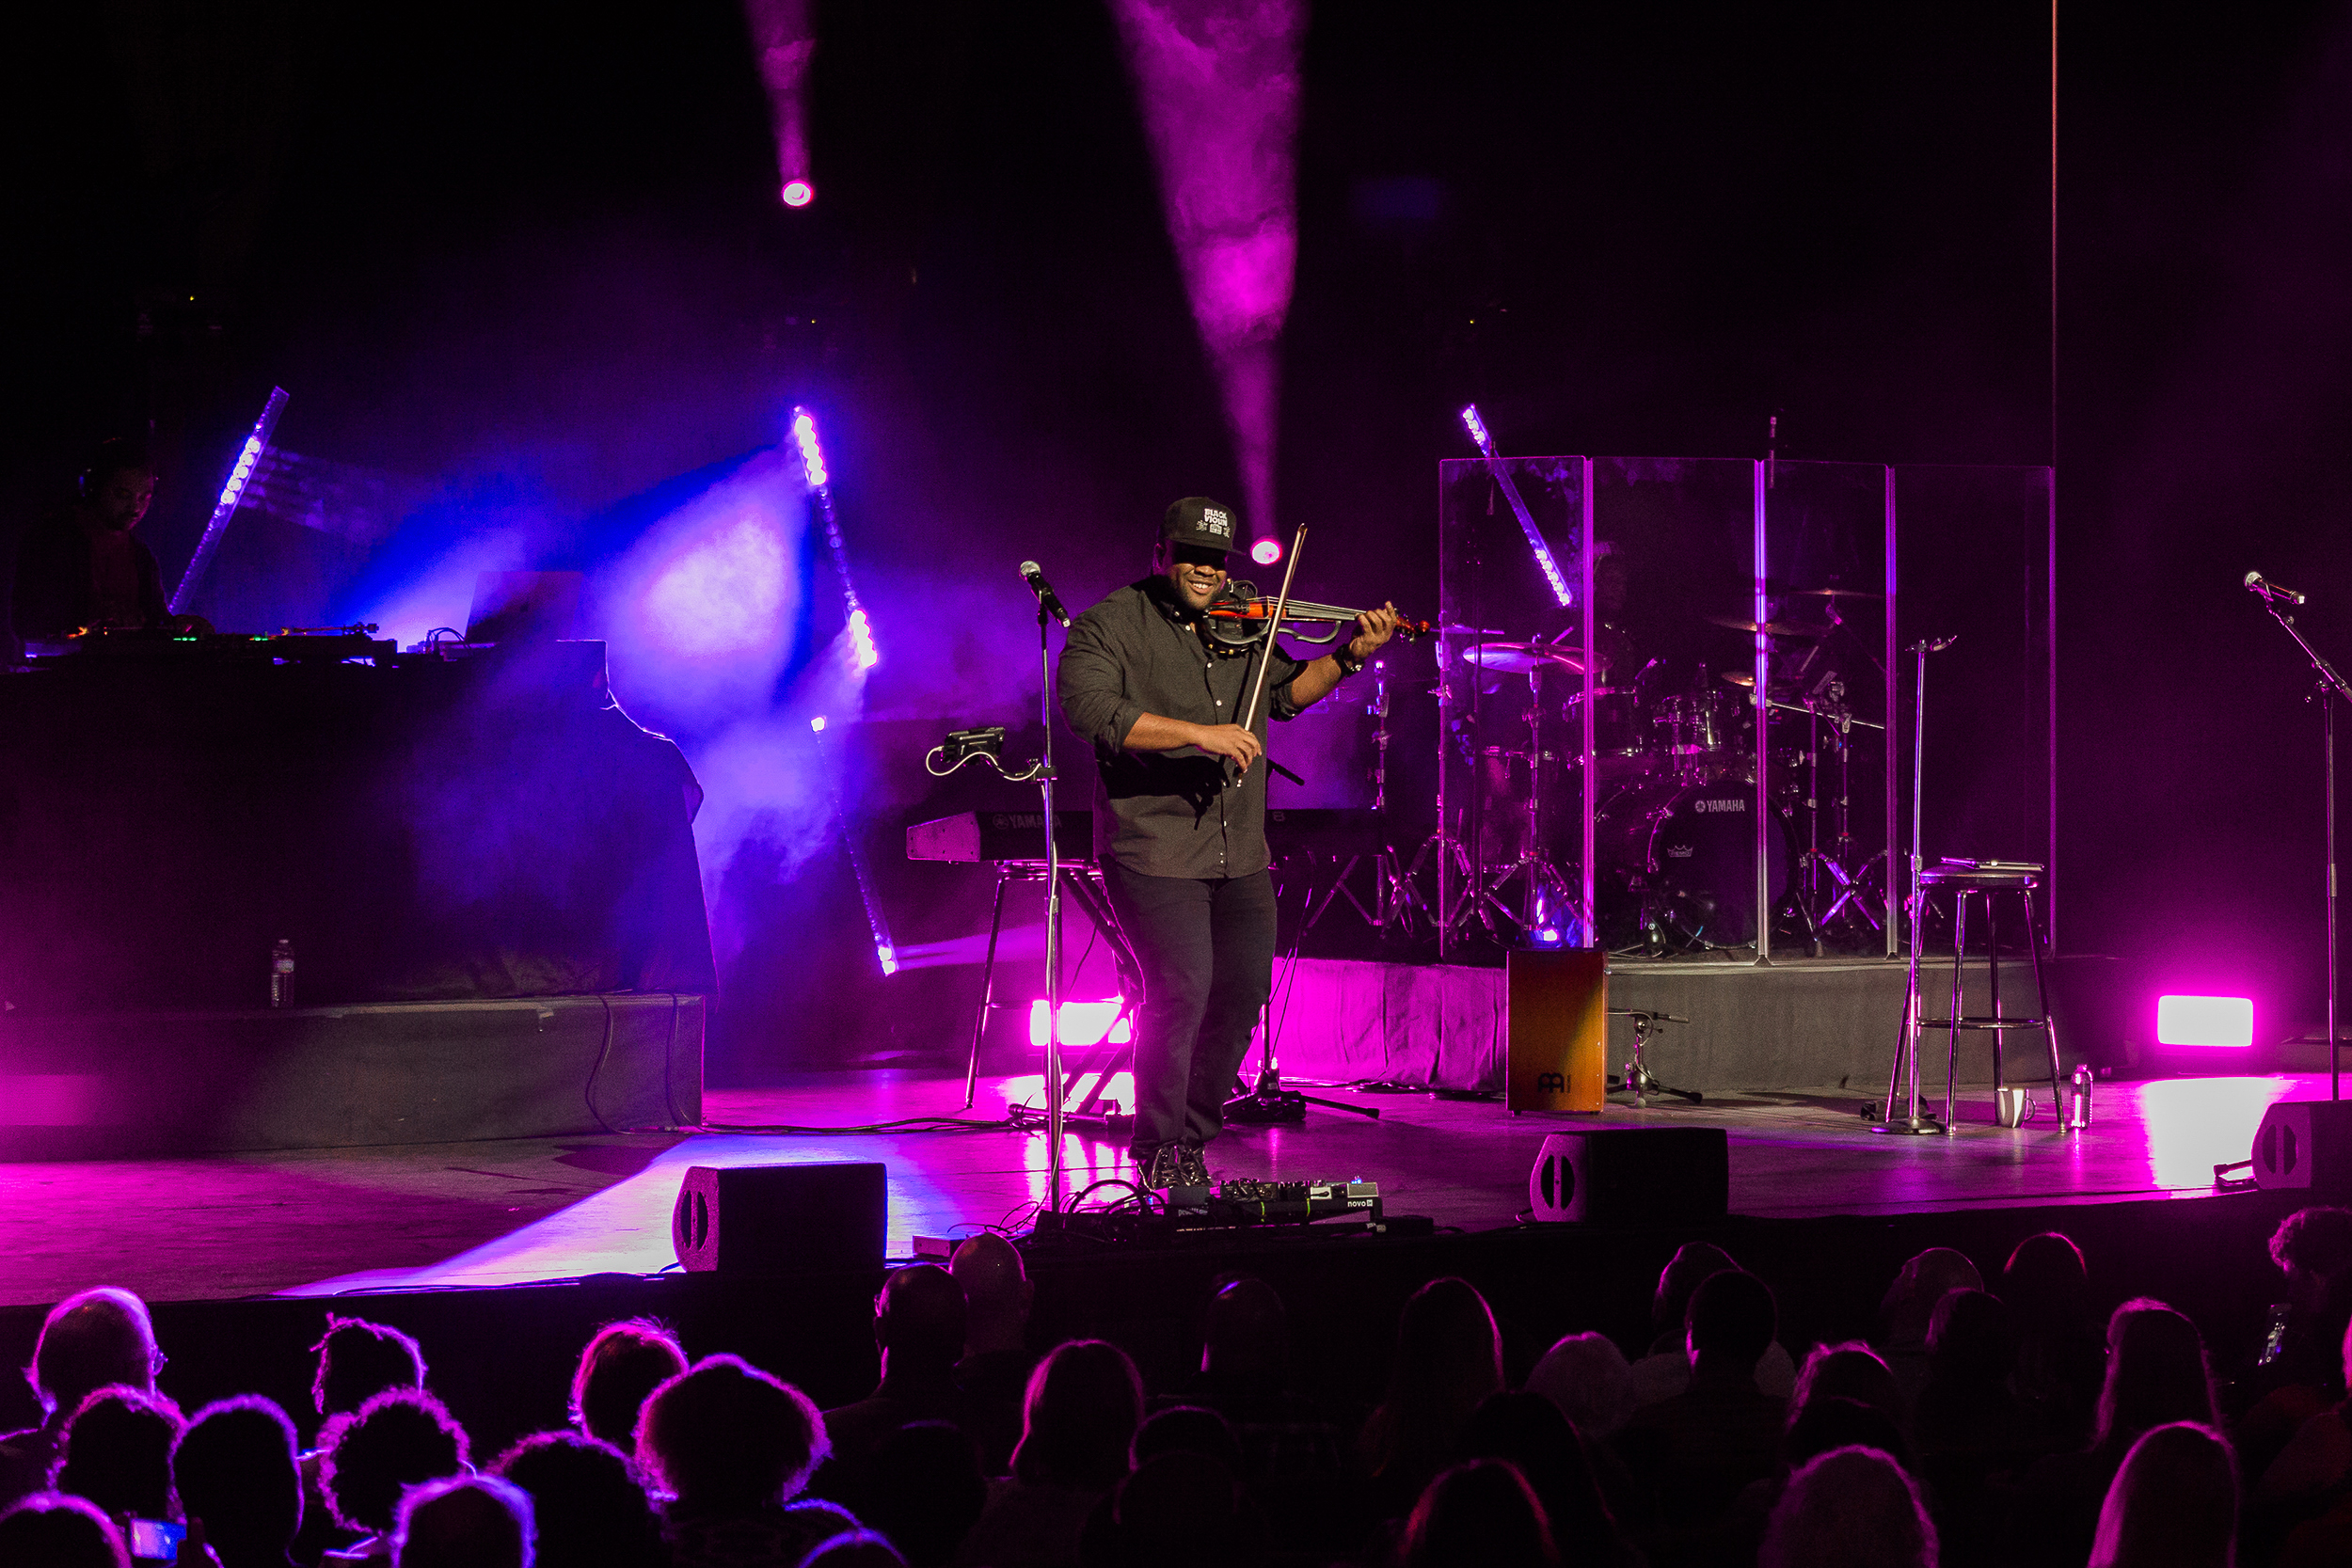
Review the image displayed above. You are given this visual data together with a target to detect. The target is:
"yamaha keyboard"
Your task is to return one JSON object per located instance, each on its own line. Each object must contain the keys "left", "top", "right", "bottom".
{"left": 905, "top": 807, "right": 1382, "bottom": 865}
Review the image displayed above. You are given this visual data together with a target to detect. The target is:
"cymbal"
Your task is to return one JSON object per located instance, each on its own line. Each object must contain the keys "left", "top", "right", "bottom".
{"left": 1704, "top": 613, "right": 1821, "bottom": 638}
{"left": 1462, "top": 640, "right": 1585, "bottom": 674}
{"left": 1720, "top": 670, "right": 1798, "bottom": 696}
{"left": 1764, "top": 580, "right": 1886, "bottom": 601}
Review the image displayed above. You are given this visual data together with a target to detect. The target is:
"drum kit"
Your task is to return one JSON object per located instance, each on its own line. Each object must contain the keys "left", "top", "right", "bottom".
{"left": 1427, "top": 586, "right": 1889, "bottom": 956}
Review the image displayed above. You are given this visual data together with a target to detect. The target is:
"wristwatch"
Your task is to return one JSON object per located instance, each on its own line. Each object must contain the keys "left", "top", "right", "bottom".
{"left": 1333, "top": 646, "right": 1367, "bottom": 678}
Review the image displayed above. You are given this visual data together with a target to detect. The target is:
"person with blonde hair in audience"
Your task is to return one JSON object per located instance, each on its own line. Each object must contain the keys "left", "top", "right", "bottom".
{"left": 0, "top": 1289, "right": 163, "bottom": 1512}
{"left": 1759, "top": 1445, "right": 1937, "bottom": 1568}
{"left": 1526, "top": 1331, "right": 1636, "bottom": 1441}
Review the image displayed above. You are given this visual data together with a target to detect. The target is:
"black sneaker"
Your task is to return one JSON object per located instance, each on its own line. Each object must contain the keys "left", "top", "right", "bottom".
{"left": 1174, "top": 1145, "right": 1215, "bottom": 1189}
{"left": 1136, "top": 1146, "right": 1184, "bottom": 1191}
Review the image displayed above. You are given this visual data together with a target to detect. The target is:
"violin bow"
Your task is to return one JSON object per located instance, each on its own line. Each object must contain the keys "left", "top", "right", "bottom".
{"left": 1236, "top": 521, "right": 1309, "bottom": 752}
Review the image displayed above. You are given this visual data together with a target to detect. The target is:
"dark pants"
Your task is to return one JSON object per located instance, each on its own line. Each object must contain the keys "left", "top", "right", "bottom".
{"left": 1099, "top": 863, "right": 1277, "bottom": 1157}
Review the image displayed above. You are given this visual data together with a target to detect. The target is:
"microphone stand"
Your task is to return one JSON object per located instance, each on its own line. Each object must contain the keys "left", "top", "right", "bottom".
{"left": 1876, "top": 634, "right": 1958, "bottom": 1133}
{"left": 2254, "top": 584, "right": 2349, "bottom": 1101}
{"left": 1033, "top": 586, "right": 1067, "bottom": 1211}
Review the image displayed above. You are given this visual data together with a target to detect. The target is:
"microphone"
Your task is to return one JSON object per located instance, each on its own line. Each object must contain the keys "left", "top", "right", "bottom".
{"left": 1019, "top": 561, "right": 1070, "bottom": 627}
{"left": 1905, "top": 635, "right": 1960, "bottom": 654}
{"left": 2246, "top": 570, "right": 2308, "bottom": 605}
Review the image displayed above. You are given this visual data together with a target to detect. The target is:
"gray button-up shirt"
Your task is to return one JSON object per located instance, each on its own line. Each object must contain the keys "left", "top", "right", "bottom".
{"left": 1057, "top": 578, "right": 1313, "bottom": 879}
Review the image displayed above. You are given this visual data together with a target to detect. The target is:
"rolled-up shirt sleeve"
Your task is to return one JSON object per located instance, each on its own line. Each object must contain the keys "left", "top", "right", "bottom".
{"left": 1266, "top": 644, "right": 1317, "bottom": 721}
{"left": 1057, "top": 611, "right": 1145, "bottom": 755}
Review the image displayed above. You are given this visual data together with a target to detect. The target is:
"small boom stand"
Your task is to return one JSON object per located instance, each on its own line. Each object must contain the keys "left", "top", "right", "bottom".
{"left": 2251, "top": 573, "right": 2347, "bottom": 1101}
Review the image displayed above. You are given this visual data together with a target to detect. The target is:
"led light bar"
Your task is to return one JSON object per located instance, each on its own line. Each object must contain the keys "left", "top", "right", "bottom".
{"left": 1459, "top": 402, "right": 1574, "bottom": 609}
{"left": 790, "top": 404, "right": 878, "bottom": 673}
{"left": 171, "top": 387, "right": 291, "bottom": 615}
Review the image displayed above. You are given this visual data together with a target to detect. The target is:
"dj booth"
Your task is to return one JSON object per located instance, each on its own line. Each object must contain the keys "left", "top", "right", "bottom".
{"left": 0, "top": 636, "right": 713, "bottom": 1153}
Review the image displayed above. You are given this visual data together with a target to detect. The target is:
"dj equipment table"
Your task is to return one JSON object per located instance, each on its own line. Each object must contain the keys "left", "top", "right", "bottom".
{"left": 0, "top": 641, "right": 716, "bottom": 1013}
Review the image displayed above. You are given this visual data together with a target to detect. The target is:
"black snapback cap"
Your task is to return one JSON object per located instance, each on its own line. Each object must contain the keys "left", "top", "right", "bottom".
{"left": 1161, "top": 497, "right": 1238, "bottom": 553}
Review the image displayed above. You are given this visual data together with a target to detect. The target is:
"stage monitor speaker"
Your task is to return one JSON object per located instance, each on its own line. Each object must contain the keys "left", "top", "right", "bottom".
{"left": 1508, "top": 948, "right": 1608, "bottom": 1113}
{"left": 672, "top": 1163, "right": 887, "bottom": 1275}
{"left": 1528, "top": 1127, "right": 1728, "bottom": 1225}
{"left": 2250, "top": 1100, "right": 2352, "bottom": 1195}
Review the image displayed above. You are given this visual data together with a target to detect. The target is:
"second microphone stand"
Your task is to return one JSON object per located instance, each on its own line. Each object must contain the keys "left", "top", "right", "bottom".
{"left": 2255, "top": 581, "right": 2348, "bottom": 1101}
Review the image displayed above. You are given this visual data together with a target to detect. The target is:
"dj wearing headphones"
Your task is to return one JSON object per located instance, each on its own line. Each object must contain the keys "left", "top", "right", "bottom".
{"left": 10, "top": 438, "right": 198, "bottom": 650}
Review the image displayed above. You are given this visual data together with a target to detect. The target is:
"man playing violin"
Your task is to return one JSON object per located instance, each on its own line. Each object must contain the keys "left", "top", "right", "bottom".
{"left": 1057, "top": 496, "right": 1400, "bottom": 1191}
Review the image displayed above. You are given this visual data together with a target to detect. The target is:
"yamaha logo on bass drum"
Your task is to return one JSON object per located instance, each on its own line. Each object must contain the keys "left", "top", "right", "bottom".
{"left": 1691, "top": 796, "right": 1748, "bottom": 814}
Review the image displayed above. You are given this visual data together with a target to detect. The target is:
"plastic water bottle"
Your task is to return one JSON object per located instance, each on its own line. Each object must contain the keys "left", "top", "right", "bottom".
{"left": 269, "top": 939, "right": 295, "bottom": 1008}
{"left": 2063, "top": 1063, "right": 2093, "bottom": 1130}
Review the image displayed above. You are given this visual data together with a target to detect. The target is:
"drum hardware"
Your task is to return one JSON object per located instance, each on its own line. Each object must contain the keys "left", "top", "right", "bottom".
{"left": 1463, "top": 638, "right": 1585, "bottom": 674}
{"left": 1704, "top": 614, "right": 1823, "bottom": 639}
{"left": 1609, "top": 1009, "right": 1703, "bottom": 1106}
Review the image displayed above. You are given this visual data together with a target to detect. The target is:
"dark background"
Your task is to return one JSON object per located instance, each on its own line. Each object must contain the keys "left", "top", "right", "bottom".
{"left": 8, "top": 2, "right": 2350, "bottom": 1079}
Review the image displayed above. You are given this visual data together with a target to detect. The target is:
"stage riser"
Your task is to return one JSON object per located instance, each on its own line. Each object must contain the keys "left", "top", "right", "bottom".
{"left": 1277, "top": 956, "right": 2119, "bottom": 1093}
{"left": 0, "top": 994, "right": 705, "bottom": 1158}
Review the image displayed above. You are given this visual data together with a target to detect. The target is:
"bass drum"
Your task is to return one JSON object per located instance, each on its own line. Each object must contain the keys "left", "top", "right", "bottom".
{"left": 1597, "top": 778, "right": 1789, "bottom": 950}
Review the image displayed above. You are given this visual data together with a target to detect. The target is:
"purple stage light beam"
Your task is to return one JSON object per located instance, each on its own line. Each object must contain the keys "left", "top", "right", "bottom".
{"left": 1109, "top": 0, "right": 1305, "bottom": 555}
{"left": 739, "top": 0, "right": 817, "bottom": 207}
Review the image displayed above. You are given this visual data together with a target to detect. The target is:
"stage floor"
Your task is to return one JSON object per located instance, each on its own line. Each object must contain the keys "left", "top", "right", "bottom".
{"left": 0, "top": 1070, "right": 2328, "bottom": 1307}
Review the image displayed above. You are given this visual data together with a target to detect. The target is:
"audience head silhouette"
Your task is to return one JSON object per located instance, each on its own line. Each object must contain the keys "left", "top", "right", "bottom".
{"left": 947, "top": 1236, "right": 1032, "bottom": 1357}
{"left": 56, "top": 1386, "right": 183, "bottom": 1522}
{"left": 873, "top": 1264, "right": 966, "bottom": 1374}
{"left": 1687, "top": 1268, "right": 1777, "bottom": 1374}
{"left": 311, "top": 1316, "right": 427, "bottom": 1418}
{"left": 1759, "top": 1445, "right": 1937, "bottom": 1568}
{"left": 1881, "top": 1248, "right": 1984, "bottom": 1348}
{"left": 1456, "top": 1391, "right": 1616, "bottom": 1555}
{"left": 1786, "top": 1395, "right": 1910, "bottom": 1470}
{"left": 2087, "top": 1421, "right": 2238, "bottom": 1568}
{"left": 798, "top": 1529, "right": 907, "bottom": 1568}
{"left": 323, "top": 1387, "right": 470, "bottom": 1537}
{"left": 1400, "top": 1458, "right": 1558, "bottom": 1568}
{"left": 569, "top": 1320, "right": 687, "bottom": 1451}
{"left": 2003, "top": 1231, "right": 2091, "bottom": 1324}
{"left": 1791, "top": 1341, "right": 1903, "bottom": 1424}
{"left": 1200, "top": 1275, "right": 1288, "bottom": 1383}
{"left": 637, "top": 1354, "right": 828, "bottom": 1510}
{"left": 172, "top": 1397, "right": 304, "bottom": 1568}
{"left": 838, "top": 1422, "right": 983, "bottom": 1568}
{"left": 1926, "top": 1288, "right": 2013, "bottom": 1388}
{"left": 2096, "top": 1299, "right": 2217, "bottom": 1451}
{"left": 1009, "top": 1339, "right": 1142, "bottom": 1491}
{"left": 25, "top": 1289, "right": 159, "bottom": 1422}
{"left": 492, "top": 1432, "right": 663, "bottom": 1568}
{"left": 1381, "top": 1277, "right": 1503, "bottom": 1446}
{"left": 1130, "top": 1405, "right": 1240, "bottom": 1473}
{"left": 1526, "top": 1330, "right": 1635, "bottom": 1440}
{"left": 1651, "top": 1243, "right": 1740, "bottom": 1340}
{"left": 392, "top": 1474, "right": 534, "bottom": 1568}
{"left": 0, "top": 1493, "right": 130, "bottom": 1568}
